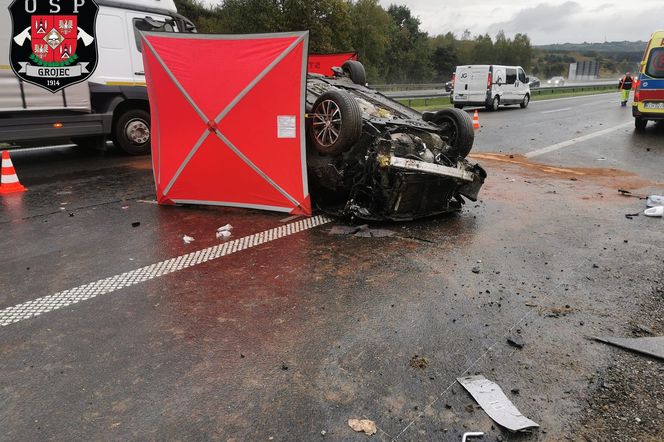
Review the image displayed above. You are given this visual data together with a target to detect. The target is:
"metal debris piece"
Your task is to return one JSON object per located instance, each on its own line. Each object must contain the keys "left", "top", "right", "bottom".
{"left": 348, "top": 418, "right": 377, "bottom": 436}
{"left": 593, "top": 336, "right": 664, "bottom": 360}
{"left": 462, "top": 432, "right": 484, "bottom": 442}
{"left": 182, "top": 235, "right": 195, "bottom": 244}
{"left": 507, "top": 336, "right": 525, "bottom": 349}
{"left": 457, "top": 375, "right": 540, "bottom": 432}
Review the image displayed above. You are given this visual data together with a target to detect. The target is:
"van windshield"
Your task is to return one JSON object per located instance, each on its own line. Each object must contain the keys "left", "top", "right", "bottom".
{"left": 646, "top": 47, "right": 664, "bottom": 78}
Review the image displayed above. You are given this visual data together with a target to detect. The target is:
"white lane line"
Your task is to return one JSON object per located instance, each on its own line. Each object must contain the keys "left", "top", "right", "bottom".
{"left": 524, "top": 122, "right": 632, "bottom": 159}
{"left": 540, "top": 107, "right": 572, "bottom": 114}
{"left": 0, "top": 215, "right": 333, "bottom": 327}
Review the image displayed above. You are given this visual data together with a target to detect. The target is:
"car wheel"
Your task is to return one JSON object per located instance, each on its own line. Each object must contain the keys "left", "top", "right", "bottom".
{"left": 487, "top": 96, "right": 499, "bottom": 112}
{"left": 309, "top": 90, "right": 362, "bottom": 156}
{"left": 114, "top": 109, "right": 151, "bottom": 155}
{"left": 520, "top": 94, "right": 530, "bottom": 109}
{"left": 342, "top": 60, "right": 367, "bottom": 86}
{"left": 635, "top": 117, "right": 648, "bottom": 131}
{"left": 428, "top": 108, "right": 475, "bottom": 158}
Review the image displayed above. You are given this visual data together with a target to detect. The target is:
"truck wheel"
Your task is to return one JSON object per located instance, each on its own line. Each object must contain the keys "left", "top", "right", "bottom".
{"left": 520, "top": 94, "right": 530, "bottom": 109}
{"left": 114, "top": 109, "right": 151, "bottom": 155}
{"left": 342, "top": 60, "right": 367, "bottom": 86}
{"left": 309, "top": 90, "right": 362, "bottom": 156}
{"left": 487, "top": 96, "right": 499, "bottom": 112}
{"left": 428, "top": 108, "right": 475, "bottom": 158}
{"left": 635, "top": 117, "right": 647, "bottom": 131}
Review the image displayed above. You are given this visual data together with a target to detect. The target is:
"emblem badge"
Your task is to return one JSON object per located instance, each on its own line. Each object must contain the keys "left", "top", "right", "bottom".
{"left": 9, "top": 0, "right": 99, "bottom": 93}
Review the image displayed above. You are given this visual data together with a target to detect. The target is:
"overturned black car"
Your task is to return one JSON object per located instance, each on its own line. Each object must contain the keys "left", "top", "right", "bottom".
{"left": 305, "top": 61, "right": 486, "bottom": 221}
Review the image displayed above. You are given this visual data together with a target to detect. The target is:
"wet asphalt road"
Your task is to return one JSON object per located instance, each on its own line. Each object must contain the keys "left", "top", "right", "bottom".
{"left": 1, "top": 93, "right": 663, "bottom": 441}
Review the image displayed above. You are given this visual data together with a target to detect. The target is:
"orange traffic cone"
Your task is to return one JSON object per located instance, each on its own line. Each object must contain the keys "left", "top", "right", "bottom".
{"left": 472, "top": 110, "right": 480, "bottom": 130}
{"left": 0, "top": 150, "right": 26, "bottom": 194}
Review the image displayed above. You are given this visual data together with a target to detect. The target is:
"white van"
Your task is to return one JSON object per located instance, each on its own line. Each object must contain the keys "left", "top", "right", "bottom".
{"left": 0, "top": 0, "right": 196, "bottom": 154}
{"left": 451, "top": 65, "right": 531, "bottom": 111}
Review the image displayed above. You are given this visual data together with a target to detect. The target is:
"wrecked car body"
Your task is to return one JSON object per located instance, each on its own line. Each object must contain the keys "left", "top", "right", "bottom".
{"left": 305, "top": 61, "right": 486, "bottom": 221}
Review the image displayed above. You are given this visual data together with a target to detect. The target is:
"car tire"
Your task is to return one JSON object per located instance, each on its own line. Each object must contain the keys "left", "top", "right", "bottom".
{"left": 520, "top": 94, "right": 530, "bottom": 109}
{"left": 487, "top": 96, "right": 499, "bottom": 112}
{"left": 342, "top": 60, "right": 367, "bottom": 86}
{"left": 635, "top": 117, "right": 648, "bottom": 131}
{"left": 114, "top": 109, "right": 151, "bottom": 155}
{"left": 428, "top": 108, "right": 475, "bottom": 158}
{"left": 309, "top": 90, "right": 362, "bottom": 156}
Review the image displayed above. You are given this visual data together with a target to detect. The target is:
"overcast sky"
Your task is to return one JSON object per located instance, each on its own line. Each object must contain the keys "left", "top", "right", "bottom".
{"left": 378, "top": 0, "right": 662, "bottom": 44}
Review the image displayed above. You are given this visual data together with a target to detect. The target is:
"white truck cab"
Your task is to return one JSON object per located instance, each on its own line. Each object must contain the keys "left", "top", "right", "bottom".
{"left": 0, "top": 0, "right": 196, "bottom": 154}
{"left": 452, "top": 65, "right": 531, "bottom": 111}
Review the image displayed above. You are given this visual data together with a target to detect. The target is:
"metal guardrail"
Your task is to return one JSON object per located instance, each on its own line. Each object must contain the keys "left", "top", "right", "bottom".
{"left": 383, "top": 82, "right": 618, "bottom": 105}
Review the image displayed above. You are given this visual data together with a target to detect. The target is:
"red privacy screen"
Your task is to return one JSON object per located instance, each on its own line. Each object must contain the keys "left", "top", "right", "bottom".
{"left": 308, "top": 52, "right": 358, "bottom": 76}
{"left": 142, "top": 31, "right": 311, "bottom": 215}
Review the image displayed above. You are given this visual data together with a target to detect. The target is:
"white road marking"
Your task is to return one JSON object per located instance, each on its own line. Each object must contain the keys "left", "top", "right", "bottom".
{"left": 524, "top": 122, "right": 633, "bottom": 158}
{"left": 0, "top": 215, "right": 333, "bottom": 327}
{"left": 540, "top": 107, "right": 572, "bottom": 114}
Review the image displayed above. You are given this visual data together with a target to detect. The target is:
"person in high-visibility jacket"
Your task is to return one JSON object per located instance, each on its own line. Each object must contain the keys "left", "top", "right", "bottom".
{"left": 619, "top": 72, "right": 634, "bottom": 107}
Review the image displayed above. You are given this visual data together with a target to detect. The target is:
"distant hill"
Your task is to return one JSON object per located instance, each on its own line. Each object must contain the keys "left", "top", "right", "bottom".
{"left": 535, "top": 41, "right": 647, "bottom": 54}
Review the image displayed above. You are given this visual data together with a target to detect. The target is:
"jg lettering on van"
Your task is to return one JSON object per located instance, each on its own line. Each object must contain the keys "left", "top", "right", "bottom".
{"left": 9, "top": 0, "right": 98, "bottom": 93}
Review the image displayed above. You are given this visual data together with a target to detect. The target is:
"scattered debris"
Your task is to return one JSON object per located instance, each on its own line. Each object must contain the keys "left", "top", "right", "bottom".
{"left": 593, "top": 336, "right": 664, "bottom": 361}
{"left": 216, "top": 224, "right": 233, "bottom": 239}
{"left": 511, "top": 388, "right": 520, "bottom": 395}
{"left": 462, "top": 432, "right": 484, "bottom": 442}
{"left": 542, "top": 305, "right": 575, "bottom": 318}
{"left": 131, "top": 221, "right": 141, "bottom": 228}
{"left": 507, "top": 336, "right": 525, "bottom": 349}
{"left": 121, "top": 205, "right": 129, "bottom": 210}
{"left": 618, "top": 189, "right": 645, "bottom": 199}
{"left": 471, "top": 266, "right": 481, "bottom": 274}
{"left": 182, "top": 235, "right": 195, "bottom": 244}
{"left": 457, "top": 375, "right": 540, "bottom": 432}
{"left": 631, "top": 323, "right": 655, "bottom": 336}
{"left": 281, "top": 363, "right": 289, "bottom": 371}
{"left": 644, "top": 206, "right": 663, "bottom": 217}
{"left": 320, "top": 430, "right": 327, "bottom": 436}
{"left": 625, "top": 213, "right": 639, "bottom": 220}
{"left": 348, "top": 419, "right": 377, "bottom": 436}
{"left": 328, "top": 224, "right": 396, "bottom": 238}
{"left": 409, "top": 355, "right": 429, "bottom": 369}
{"left": 646, "top": 195, "right": 664, "bottom": 207}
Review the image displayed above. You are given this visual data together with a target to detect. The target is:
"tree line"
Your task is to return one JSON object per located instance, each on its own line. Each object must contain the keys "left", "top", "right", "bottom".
{"left": 174, "top": 0, "right": 533, "bottom": 84}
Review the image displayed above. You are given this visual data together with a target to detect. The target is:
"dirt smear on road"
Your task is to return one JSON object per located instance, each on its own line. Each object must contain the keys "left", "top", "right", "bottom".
{"left": 470, "top": 153, "right": 662, "bottom": 193}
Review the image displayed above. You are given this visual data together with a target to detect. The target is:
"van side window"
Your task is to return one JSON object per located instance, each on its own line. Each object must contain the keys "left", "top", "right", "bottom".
{"left": 518, "top": 69, "right": 527, "bottom": 83}
{"left": 506, "top": 68, "right": 517, "bottom": 85}
{"left": 646, "top": 47, "right": 664, "bottom": 78}
{"left": 133, "top": 18, "right": 177, "bottom": 53}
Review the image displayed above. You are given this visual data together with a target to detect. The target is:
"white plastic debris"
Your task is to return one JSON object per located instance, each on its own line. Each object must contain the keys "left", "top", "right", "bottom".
{"left": 216, "top": 224, "right": 233, "bottom": 240}
{"left": 646, "top": 195, "right": 664, "bottom": 208}
{"left": 457, "top": 375, "right": 540, "bottom": 432}
{"left": 348, "top": 419, "right": 377, "bottom": 436}
{"left": 644, "top": 206, "right": 663, "bottom": 217}
{"left": 182, "top": 235, "right": 195, "bottom": 244}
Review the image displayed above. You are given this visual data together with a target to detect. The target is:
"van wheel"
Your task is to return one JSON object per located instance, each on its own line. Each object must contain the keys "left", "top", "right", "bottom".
{"left": 487, "top": 96, "right": 499, "bottom": 112}
{"left": 635, "top": 117, "right": 647, "bottom": 131}
{"left": 520, "top": 94, "right": 530, "bottom": 109}
{"left": 114, "top": 109, "right": 151, "bottom": 155}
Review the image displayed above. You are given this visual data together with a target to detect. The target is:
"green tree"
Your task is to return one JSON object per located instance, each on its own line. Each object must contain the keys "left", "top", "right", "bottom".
{"left": 349, "top": 0, "right": 391, "bottom": 82}
{"left": 383, "top": 5, "right": 433, "bottom": 83}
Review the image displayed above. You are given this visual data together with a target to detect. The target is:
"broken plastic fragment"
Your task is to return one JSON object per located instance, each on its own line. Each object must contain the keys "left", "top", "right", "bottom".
{"left": 646, "top": 195, "right": 664, "bottom": 208}
{"left": 182, "top": 235, "right": 195, "bottom": 244}
{"left": 644, "top": 206, "right": 663, "bottom": 217}
{"left": 217, "top": 224, "right": 233, "bottom": 232}
{"left": 216, "top": 230, "right": 232, "bottom": 240}
{"left": 457, "top": 375, "right": 539, "bottom": 432}
{"left": 348, "top": 419, "right": 377, "bottom": 436}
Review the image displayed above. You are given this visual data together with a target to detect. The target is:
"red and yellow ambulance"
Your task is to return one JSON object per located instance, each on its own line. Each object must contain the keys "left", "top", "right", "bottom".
{"left": 633, "top": 30, "right": 664, "bottom": 130}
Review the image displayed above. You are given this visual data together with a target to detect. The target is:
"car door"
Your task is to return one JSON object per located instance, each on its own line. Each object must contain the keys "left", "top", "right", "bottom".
{"left": 517, "top": 67, "right": 529, "bottom": 102}
{"left": 504, "top": 68, "right": 517, "bottom": 103}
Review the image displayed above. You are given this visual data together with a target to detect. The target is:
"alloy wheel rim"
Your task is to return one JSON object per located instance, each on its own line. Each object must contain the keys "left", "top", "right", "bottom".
{"left": 312, "top": 100, "right": 342, "bottom": 147}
